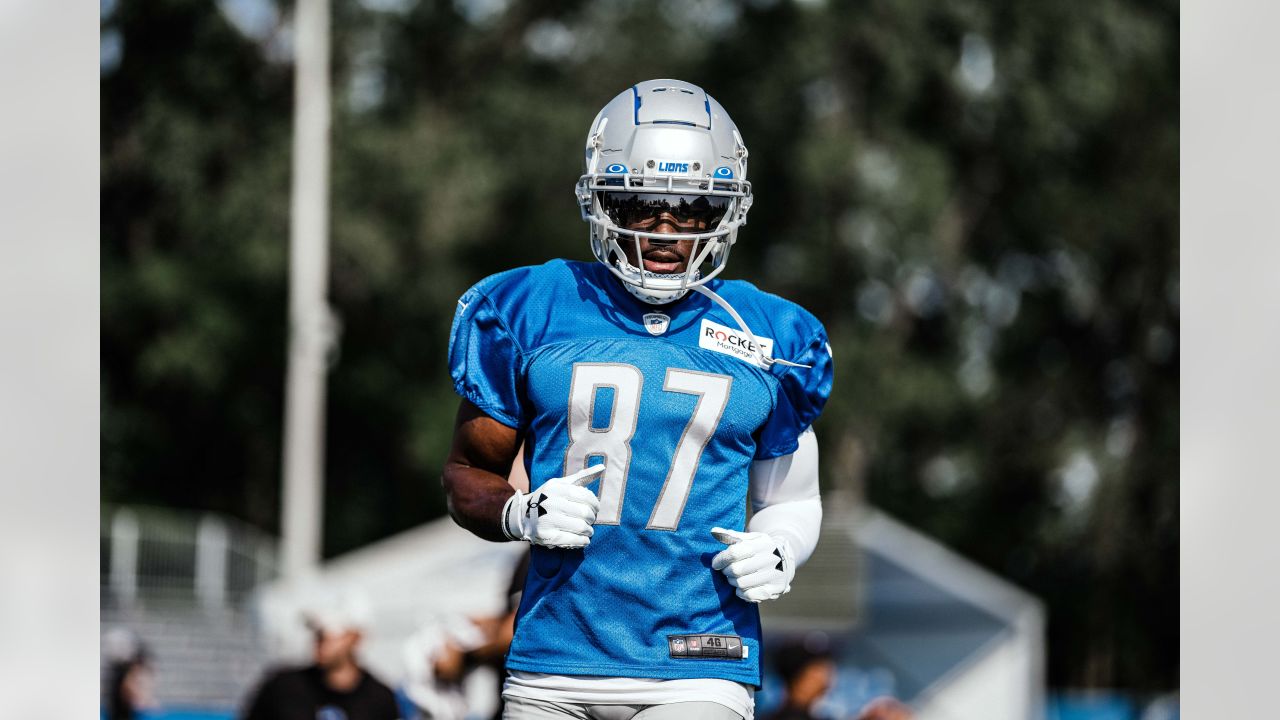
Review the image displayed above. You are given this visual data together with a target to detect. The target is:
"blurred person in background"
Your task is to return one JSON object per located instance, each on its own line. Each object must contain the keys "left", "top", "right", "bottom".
{"left": 402, "top": 551, "right": 531, "bottom": 720}
{"left": 103, "top": 627, "right": 156, "bottom": 720}
{"left": 443, "top": 79, "right": 833, "bottom": 719}
{"left": 762, "top": 638, "right": 913, "bottom": 720}
{"left": 241, "top": 594, "right": 400, "bottom": 720}
{"left": 761, "top": 641, "right": 833, "bottom": 720}
{"left": 404, "top": 453, "right": 531, "bottom": 720}
{"left": 401, "top": 619, "right": 482, "bottom": 720}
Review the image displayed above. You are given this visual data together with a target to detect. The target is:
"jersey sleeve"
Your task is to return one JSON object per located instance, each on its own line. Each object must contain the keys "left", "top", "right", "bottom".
{"left": 448, "top": 285, "right": 527, "bottom": 429}
{"left": 754, "top": 329, "right": 834, "bottom": 460}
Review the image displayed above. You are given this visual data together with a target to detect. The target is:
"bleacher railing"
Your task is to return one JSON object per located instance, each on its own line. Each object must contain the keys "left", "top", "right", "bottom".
{"left": 101, "top": 504, "right": 279, "bottom": 610}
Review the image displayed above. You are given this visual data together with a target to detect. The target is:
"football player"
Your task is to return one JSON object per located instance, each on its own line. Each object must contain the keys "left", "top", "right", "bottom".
{"left": 443, "top": 79, "right": 834, "bottom": 720}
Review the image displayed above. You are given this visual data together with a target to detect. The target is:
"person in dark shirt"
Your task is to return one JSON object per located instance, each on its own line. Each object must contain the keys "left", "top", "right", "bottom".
{"left": 103, "top": 628, "right": 155, "bottom": 720}
{"left": 106, "top": 652, "right": 154, "bottom": 720}
{"left": 242, "top": 597, "right": 400, "bottom": 720}
{"left": 243, "top": 664, "right": 399, "bottom": 720}
{"left": 762, "top": 641, "right": 835, "bottom": 720}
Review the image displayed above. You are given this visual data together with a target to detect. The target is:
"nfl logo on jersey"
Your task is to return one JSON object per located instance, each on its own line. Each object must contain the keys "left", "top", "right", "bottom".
{"left": 642, "top": 312, "right": 671, "bottom": 336}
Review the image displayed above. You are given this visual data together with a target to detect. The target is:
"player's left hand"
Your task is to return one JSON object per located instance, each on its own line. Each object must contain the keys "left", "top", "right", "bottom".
{"left": 710, "top": 527, "right": 795, "bottom": 603}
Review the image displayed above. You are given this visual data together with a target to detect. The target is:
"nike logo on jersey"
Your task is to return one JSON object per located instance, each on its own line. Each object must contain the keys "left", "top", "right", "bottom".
{"left": 698, "top": 318, "right": 773, "bottom": 367}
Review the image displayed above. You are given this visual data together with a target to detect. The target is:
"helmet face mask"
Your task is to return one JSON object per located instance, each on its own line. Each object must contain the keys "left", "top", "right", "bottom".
{"left": 576, "top": 80, "right": 753, "bottom": 304}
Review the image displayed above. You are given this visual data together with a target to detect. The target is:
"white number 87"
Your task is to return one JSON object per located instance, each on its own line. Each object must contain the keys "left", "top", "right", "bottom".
{"left": 563, "top": 363, "right": 733, "bottom": 531}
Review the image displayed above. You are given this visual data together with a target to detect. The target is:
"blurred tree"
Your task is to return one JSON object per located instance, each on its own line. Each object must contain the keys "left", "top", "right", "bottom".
{"left": 101, "top": 0, "right": 293, "bottom": 530}
{"left": 101, "top": 0, "right": 1176, "bottom": 691}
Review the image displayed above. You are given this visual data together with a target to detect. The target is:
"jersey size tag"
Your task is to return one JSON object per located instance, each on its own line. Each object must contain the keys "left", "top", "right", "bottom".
{"left": 668, "top": 634, "right": 748, "bottom": 660}
{"left": 698, "top": 318, "right": 773, "bottom": 367}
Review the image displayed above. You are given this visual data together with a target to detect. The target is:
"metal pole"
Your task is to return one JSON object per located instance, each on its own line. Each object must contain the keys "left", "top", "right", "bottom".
{"left": 281, "top": 0, "right": 332, "bottom": 582}
{"left": 109, "top": 508, "right": 139, "bottom": 608}
{"left": 195, "top": 514, "right": 229, "bottom": 610}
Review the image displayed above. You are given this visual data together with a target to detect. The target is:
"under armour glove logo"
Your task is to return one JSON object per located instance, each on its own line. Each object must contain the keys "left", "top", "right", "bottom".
{"left": 501, "top": 465, "right": 605, "bottom": 549}
{"left": 526, "top": 494, "right": 549, "bottom": 518}
{"left": 710, "top": 527, "right": 796, "bottom": 603}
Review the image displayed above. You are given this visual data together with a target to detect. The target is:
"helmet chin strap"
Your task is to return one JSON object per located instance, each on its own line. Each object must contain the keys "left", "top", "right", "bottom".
{"left": 623, "top": 281, "right": 689, "bottom": 305}
{"left": 613, "top": 257, "right": 697, "bottom": 304}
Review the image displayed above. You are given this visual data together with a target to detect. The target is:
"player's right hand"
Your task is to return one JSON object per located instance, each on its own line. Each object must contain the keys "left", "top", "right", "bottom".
{"left": 501, "top": 464, "right": 604, "bottom": 549}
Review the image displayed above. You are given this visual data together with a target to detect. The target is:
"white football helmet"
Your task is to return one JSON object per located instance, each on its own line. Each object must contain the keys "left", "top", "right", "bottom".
{"left": 576, "top": 79, "right": 753, "bottom": 304}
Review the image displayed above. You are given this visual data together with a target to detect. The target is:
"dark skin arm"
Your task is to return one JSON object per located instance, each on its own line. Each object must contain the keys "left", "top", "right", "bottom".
{"left": 442, "top": 399, "right": 523, "bottom": 542}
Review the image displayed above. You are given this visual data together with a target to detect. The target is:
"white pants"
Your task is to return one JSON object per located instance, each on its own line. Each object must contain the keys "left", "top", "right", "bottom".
{"left": 503, "top": 696, "right": 745, "bottom": 720}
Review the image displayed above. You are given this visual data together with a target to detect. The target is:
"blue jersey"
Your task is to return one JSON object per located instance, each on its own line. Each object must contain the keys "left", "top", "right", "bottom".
{"left": 448, "top": 260, "right": 833, "bottom": 686}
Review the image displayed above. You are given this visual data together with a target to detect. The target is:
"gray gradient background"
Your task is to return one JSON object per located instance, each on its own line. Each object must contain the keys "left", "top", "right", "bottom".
{"left": 0, "top": 2, "right": 99, "bottom": 716}
{"left": 1181, "top": 0, "right": 1280, "bottom": 713}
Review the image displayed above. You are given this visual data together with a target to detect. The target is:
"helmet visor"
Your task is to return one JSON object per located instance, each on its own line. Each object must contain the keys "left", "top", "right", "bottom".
{"left": 598, "top": 192, "right": 731, "bottom": 232}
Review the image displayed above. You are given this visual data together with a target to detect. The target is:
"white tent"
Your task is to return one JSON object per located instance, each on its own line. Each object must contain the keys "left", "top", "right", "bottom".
{"left": 841, "top": 509, "right": 1046, "bottom": 720}
{"left": 257, "top": 505, "right": 1044, "bottom": 720}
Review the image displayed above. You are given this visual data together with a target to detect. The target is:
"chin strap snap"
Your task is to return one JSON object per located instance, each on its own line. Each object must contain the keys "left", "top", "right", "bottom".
{"left": 691, "top": 285, "right": 812, "bottom": 370}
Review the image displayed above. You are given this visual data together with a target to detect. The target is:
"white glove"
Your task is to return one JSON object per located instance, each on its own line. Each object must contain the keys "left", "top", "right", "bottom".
{"left": 501, "top": 464, "right": 604, "bottom": 549}
{"left": 710, "top": 527, "right": 796, "bottom": 603}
